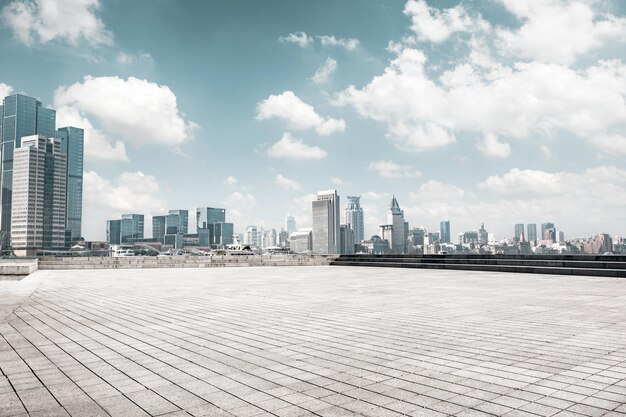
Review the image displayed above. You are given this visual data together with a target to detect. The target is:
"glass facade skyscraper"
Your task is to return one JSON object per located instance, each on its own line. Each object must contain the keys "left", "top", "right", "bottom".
{"left": 312, "top": 190, "right": 340, "bottom": 254}
{"left": 0, "top": 93, "right": 84, "bottom": 249}
{"left": 196, "top": 207, "right": 225, "bottom": 229}
{"left": 439, "top": 220, "right": 451, "bottom": 244}
{"left": 57, "top": 127, "right": 84, "bottom": 240}
{"left": 168, "top": 209, "right": 188, "bottom": 234}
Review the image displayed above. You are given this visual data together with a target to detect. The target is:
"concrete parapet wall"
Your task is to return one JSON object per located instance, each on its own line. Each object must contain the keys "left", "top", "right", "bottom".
{"left": 0, "top": 259, "right": 38, "bottom": 275}
{"left": 37, "top": 254, "right": 338, "bottom": 270}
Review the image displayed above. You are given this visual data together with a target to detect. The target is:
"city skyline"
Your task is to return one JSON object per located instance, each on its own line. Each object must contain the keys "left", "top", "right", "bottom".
{"left": 1, "top": 0, "right": 625, "bottom": 241}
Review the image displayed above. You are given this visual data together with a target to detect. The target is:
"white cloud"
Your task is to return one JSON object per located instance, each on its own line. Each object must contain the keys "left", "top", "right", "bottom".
{"left": 278, "top": 31, "right": 313, "bottom": 48}
{"left": 496, "top": 0, "right": 626, "bottom": 65}
{"left": 256, "top": 91, "right": 345, "bottom": 135}
{"left": 317, "top": 35, "right": 360, "bottom": 51}
{"left": 361, "top": 191, "right": 388, "bottom": 201}
{"left": 403, "top": 0, "right": 489, "bottom": 43}
{"left": 274, "top": 174, "right": 301, "bottom": 191}
{"left": 116, "top": 51, "right": 154, "bottom": 66}
{"left": 267, "top": 133, "right": 327, "bottom": 160}
{"left": 311, "top": 57, "right": 337, "bottom": 84}
{"left": 223, "top": 191, "right": 256, "bottom": 208}
{"left": 476, "top": 133, "right": 511, "bottom": 158}
{"left": 368, "top": 160, "right": 422, "bottom": 178}
{"left": 410, "top": 180, "right": 466, "bottom": 202}
{"left": 336, "top": 45, "right": 626, "bottom": 154}
{"left": 477, "top": 168, "right": 566, "bottom": 198}
{"left": 589, "top": 133, "right": 626, "bottom": 155}
{"left": 55, "top": 105, "right": 128, "bottom": 162}
{"left": 222, "top": 176, "right": 238, "bottom": 187}
{"left": 54, "top": 76, "right": 198, "bottom": 148}
{"left": 1, "top": 0, "right": 113, "bottom": 46}
{"left": 292, "top": 193, "right": 316, "bottom": 229}
{"left": 83, "top": 170, "right": 165, "bottom": 240}
{"left": 0, "top": 83, "right": 14, "bottom": 98}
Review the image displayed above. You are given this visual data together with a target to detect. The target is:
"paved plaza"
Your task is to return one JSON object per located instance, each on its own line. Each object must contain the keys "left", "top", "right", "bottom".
{"left": 1, "top": 266, "right": 626, "bottom": 417}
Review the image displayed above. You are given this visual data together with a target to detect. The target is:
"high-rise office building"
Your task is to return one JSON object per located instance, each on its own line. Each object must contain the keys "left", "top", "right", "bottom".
{"left": 439, "top": 220, "right": 451, "bottom": 244}
{"left": 514, "top": 223, "right": 525, "bottom": 242}
{"left": 57, "top": 127, "right": 84, "bottom": 241}
{"left": 312, "top": 190, "right": 340, "bottom": 254}
{"left": 387, "top": 196, "right": 406, "bottom": 254}
{"left": 541, "top": 222, "right": 556, "bottom": 241}
{"left": 196, "top": 207, "right": 225, "bottom": 229}
{"left": 107, "top": 220, "right": 122, "bottom": 245}
{"left": 120, "top": 214, "right": 144, "bottom": 243}
{"left": 10, "top": 136, "right": 67, "bottom": 256}
{"left": 0, "top": 94, "right": 83, "bottom": 249}
{"left": 345, "top": 196, "right": 364, "bottom": 244}
{"left": 211, "top": 222, "right": 234, "bottom": 246}
{"left": 339, "top": 224, "right": 355, "bottom": 254}
{"left": 285, "top": 214, "right": 296, "bottom": 234}
{"left": 152, "top": 215, "right": 166, "bottom": 242}
{"left": 168, "top": 209, "right": 188, "bottom": 234}
{"left": 527, "top": 223, "right": 537, "bottom": 242}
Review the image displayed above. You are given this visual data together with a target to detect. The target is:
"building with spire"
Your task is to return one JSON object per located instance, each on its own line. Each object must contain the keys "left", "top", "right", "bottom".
{"left": 380, "top": 196, "right": 406, "bottom": 254}
{"left": 344, "top": 196, "right": 364, "bottom": 244}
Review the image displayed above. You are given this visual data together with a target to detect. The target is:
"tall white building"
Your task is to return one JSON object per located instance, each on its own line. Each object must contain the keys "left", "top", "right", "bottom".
{"left": 244, "top": 225, "right": 258, "bottom": 246}
{"left": 312, "top": 190, "right": 340, "bottom": 254}
{"left": 344, "top": 196, "right": 364, "bottom": 244}
{"left": 387, "top": 196, "right": 406, "bottom": 254}
{"left": 11, "top": 135, "right": 67, "bottom": 256}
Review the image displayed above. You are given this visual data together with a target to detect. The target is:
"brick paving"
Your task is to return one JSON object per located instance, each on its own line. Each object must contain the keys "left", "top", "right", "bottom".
{"left": 1, "top": 266, "right": 626, "bottom": 417}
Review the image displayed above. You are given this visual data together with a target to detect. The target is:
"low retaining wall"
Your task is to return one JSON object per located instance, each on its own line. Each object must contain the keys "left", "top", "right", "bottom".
{"left": 38, "top": 254, "right": 338, "bottom": 270}
{"left": 0, "top": 259, "right": 38, "bottom": 275}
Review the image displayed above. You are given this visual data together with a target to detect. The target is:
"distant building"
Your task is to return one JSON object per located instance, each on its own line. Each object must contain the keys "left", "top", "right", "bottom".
{"left": 168, "top": 209, "right": 189, "bottom": 234}
{"left": 312, "top": 190, "right": 340, "bottom": 254}
{"left": 345, "top": 196, "right": 364, "bottom": 244}
{"left": 285, "top": 214, "right": 296, "bottom": 234}
{"left": 197, "top": 207, "right": 225, "bottom": 229}
{"left": 262, "top": 229, "right": 277, "bottom": 248}
{"left": 107, "top": 220, "right": 122, "bottom": 245}
{"left": 339, "top": 224, "right": 355, "bottom": 254}
{"left": 514, "top": 223, "right": 525, "bottom": 242}
{"left": 541, "top": 222, "right": 556, "bottom": 241}
{"left": 478, "top": 223, "right": 488, "bottom": 245}
{"left": 121, "top": 214, "right": 144, "bottom": 243}
{"left": 381, "top": 196, "right": 406, "bottom": 254}
{"left": 439, "top": 220, "right": 451, "bottom": 244}
{"left": 278, "top": 229, "right": 289, "bottom": 247}
{"left": 290, "top": 229, "right": 312, "bottom": 253}
{"left": 244, "top": 225, "right": 259, "bottom": 246}
{"left": 408, "top": 227, "right": 425, "bottom": 246}
{"left": 527, "top": 223, "right": 537, "bottom": 243}
{"left": 152, "top": 215, "right": 166, "bottom": 243}
{"left": 363, "top": 235, "right": 390, "bottom": 254}
{"left": 10, "top": 136, "right": 67, "bottom": 255}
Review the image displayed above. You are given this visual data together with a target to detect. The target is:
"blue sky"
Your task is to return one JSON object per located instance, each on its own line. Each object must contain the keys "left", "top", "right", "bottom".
{"left": 1, "top": 0, "right": 625, "bottom": 241}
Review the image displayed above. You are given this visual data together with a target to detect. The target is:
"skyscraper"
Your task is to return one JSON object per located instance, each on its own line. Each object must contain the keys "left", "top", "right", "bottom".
{"left": 345, "top": 196, "right": 364, "bottom": 244}
{"left": 197, "top": 207, "right": 225, "bottom": 229}
{"left": 439, "top": 220, "right": 451, "bottom": 244}
{"left": 107, "top": 220, "right": 122, "bottom": 245}
{"left": 244, "top": 225, "right": 258, "bottom": 246}
{"left": 312, "top": 190, "right": 340, "bottom": 254}
{"left": 478, "top": 223, "right": 488, "bottom": 245}
{"left": 0, "top": 93, "right": 83, "bottom": 248}
{"left": 57, "top": 127, "right": 84, "bottom": 241}
{"left": 152, "top": 215, "right": 166, "bottom": 243}
{"left": 168, "top": 209, "right": 189, "bottom": 234}
{"left": 527, "top": 223, "right": 537, "bottom": 242}
{"left": 541, "top": 222, "right": 556, "bottom": 241}
{"left": 285, "top": 214, "right": 297, "bottom": 234}
{"left": 121, "top": 214, "right": 144, "bottom": 243}
{"left": 10, "top": 136, "right": 67, "bottom": 256}
{"left": 387, "top": 196, "right": 406, "bottom": 254}
{"left": 514, "top": 223, "right": 525, "bottom": 242}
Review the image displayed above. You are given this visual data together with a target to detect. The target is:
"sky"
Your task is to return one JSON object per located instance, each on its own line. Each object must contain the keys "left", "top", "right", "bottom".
{"left": 0, "top": 0, "right": 625, "bottom": 242}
